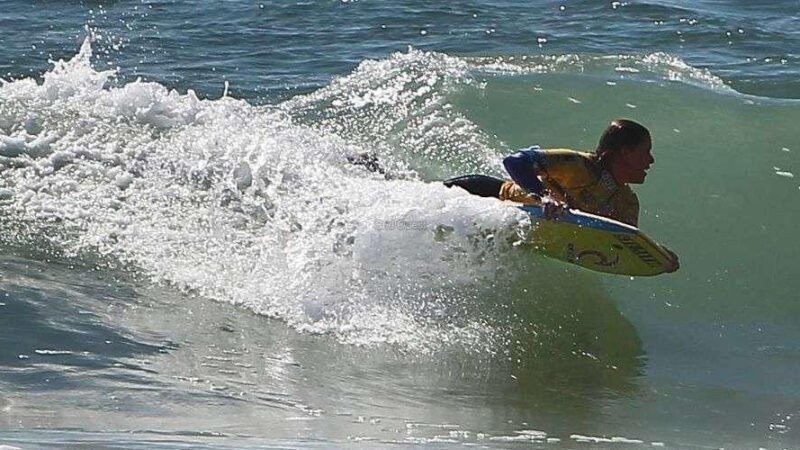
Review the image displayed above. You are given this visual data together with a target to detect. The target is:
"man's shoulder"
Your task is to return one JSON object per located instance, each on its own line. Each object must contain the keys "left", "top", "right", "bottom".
{"left": 514, "top": 146, "right": 594, "bottom": 158}
{"left": 540, "top": 147, "right": 592, "bottom": 156}
{"left": 537, "top": 148, "right": 596, "bottom": 171}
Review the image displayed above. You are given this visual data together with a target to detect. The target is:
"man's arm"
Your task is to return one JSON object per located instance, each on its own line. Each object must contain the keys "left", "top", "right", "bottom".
{"left": 501, "top": 147, "right": 568, "bottom": 218}
{"left": 502, "top": 146, "right": 546, "bottom": 196}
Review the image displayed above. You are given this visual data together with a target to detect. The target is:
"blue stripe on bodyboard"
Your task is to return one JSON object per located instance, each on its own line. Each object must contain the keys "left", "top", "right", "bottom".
{"left": 518, "top": 205, "right": 637, "bottom": 234}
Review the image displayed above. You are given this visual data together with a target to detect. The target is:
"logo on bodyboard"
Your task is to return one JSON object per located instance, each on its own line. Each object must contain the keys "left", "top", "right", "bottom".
{"left": 566, "top": 243, "right": 620, "bottom": 267}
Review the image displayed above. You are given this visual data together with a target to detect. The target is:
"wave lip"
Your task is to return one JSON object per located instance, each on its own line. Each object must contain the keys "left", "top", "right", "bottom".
{"left": 466, "top": 52, "right": 733, "bottom": 94}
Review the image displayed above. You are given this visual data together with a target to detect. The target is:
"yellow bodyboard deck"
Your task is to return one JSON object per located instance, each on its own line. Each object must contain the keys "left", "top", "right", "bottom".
{"left": 519, "top": 205, "right": 676, "bottom": 276}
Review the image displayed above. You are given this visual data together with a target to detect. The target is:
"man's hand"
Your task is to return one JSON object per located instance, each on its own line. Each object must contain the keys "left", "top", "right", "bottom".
{"left": 541, "top": 197, "right": 568, "bottom": 221}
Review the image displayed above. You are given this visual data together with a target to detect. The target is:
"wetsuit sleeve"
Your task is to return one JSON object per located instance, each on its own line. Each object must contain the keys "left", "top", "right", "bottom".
{"left": 502, "top": 146, "right": 546, "bottom": 196}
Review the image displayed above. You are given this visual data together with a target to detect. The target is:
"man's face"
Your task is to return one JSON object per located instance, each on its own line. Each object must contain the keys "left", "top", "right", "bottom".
{"left": 617, "top": 138, "right": 654, "bottom": 184}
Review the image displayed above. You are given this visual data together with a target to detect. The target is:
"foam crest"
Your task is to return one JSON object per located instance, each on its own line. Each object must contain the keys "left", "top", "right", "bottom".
{"left": 283, "top": 48, "right": 504, "bottom": 179}
{"left": 0, "top": 38, "right": 113, "bottom": 107}
{"left": 95, "top": 80, "right": 204, "bottom": 128}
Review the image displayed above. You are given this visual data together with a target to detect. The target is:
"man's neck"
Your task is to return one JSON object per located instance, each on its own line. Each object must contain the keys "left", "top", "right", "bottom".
{"left": 609, "top": 163, "right": 628, "bottom": 186}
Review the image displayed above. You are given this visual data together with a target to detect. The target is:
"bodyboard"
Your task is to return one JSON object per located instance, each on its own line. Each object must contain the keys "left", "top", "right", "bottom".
{"left": 519, "top": 204, "right": 676, "bottom": 276}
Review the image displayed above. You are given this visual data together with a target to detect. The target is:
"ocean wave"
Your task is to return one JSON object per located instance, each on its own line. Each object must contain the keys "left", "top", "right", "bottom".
{"left": 7, "top": 38, "right": 786, "bottom": 354}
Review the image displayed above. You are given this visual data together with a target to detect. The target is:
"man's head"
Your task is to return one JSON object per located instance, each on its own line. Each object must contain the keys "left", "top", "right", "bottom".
{"left": 596, "top": 119, "right": 654, "bottom": 184}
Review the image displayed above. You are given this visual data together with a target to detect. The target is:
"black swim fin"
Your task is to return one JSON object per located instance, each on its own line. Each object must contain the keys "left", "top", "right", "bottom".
{"left": 443, "top": 175, "right": 504, "bottom": 199}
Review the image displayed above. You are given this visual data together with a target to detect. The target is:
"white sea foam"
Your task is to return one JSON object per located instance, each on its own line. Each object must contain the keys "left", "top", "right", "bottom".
{"left": 34, "top": 349, "right": 74, "bottom": 355}
{"left": 570, "top": 433, "right": 644, "bottom": 444}
{"left": 0, "top": 40, "right": 529, "bottom": 354}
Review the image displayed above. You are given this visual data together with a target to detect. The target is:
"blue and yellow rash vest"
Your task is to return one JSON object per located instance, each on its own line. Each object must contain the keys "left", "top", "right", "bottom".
{"left": 500, "top": 146, "right": 640, "bottom": 226}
